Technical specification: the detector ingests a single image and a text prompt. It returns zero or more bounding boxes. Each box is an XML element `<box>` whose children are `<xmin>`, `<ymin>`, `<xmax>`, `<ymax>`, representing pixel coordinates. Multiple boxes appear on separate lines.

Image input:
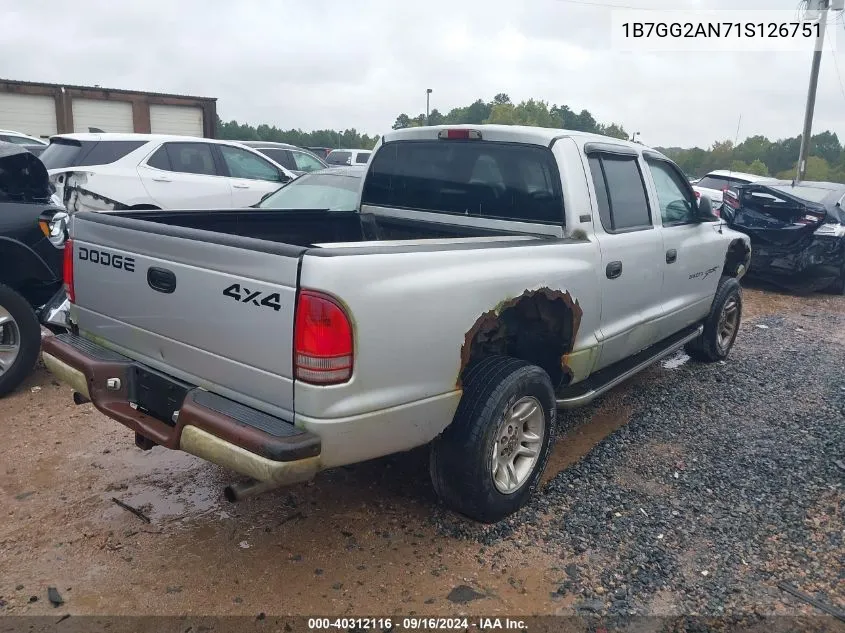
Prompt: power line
<box><xmin>826</xmin><ymin>24</ymin><xmax>845</xmax><ymax>104</ymax></box>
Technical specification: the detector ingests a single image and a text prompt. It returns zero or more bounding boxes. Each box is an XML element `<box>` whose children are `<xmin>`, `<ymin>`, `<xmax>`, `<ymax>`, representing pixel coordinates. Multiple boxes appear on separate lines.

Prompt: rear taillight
<box><xmin>63</xmin><ymin>239</ymin><xmax>75</xmax><ymax>303</ymax></box>
<box><xmin>294</xmin><ymin>290</ymin><xmax>353</xmax><ymax>385</ymax></box>
<box><xmin>723</xmin><ymin>190</ymin><xmax>740</xmax><ymax>210</ymax></box>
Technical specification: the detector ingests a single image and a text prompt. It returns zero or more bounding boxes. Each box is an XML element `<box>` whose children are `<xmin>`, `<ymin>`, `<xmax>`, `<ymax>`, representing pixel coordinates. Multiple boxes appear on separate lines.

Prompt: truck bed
<box><xmin>111</xmin><ymin>208</ymin><xmax>518</xmax><ymax>248</ymax></box>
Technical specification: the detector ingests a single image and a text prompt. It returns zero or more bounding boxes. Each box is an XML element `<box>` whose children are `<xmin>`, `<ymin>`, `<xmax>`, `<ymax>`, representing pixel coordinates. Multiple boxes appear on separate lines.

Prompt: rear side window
<box><xmin>696</xmin><ymin>175</ymin><xmax>732</xmax><ymax>191</ymax></box>
<box><xmin>258</xmin><ymin>148</ymin><xmax>297</xmax><ymax>170</ymax></box>
<box><xmin>326</xmin><ymin>151</ymin><xmax>351</xmax><ymax>165</ymax></box>
<box><xmin>164</xmin><ymin>143</ymin><xmax>217</xmax><ymax>176</ymax></box>
<box><xmin>588</xmin><ymin>154</ymin><xmax>651</xmax><ymax>231</ymax></box>
<box><xmin>40</xmin><ymin>139</ymin><xmax>145</xmax><ymax>169</ymax></box>
<box><xmin>354</xmin><ymin>152</ymin><xmax>371</xmax><ymax>164</ymax></box>
<box><xmin>361</xmin><ymin>140</ymin><xmax>564</xmax><ymax>224</ymax></box>
<box><xmin>147</xmin><ymin>146</ymin><xmax>171</xmax><ymax>170</ymax></box>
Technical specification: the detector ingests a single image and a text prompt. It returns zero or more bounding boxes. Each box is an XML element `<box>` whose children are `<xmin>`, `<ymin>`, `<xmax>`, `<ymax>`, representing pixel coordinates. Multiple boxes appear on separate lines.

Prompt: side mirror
<box><xmin>697</xmin><ymin>194</ymin><xmax>719</xmax><ymax>221</ymax></box>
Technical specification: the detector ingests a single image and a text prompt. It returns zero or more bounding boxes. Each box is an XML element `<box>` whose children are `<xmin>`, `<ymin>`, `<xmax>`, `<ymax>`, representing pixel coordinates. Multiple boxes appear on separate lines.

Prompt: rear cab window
<box><xmin>587</xmin><ymin>153</ymin><xmax>651</xmax><ymax>232</ymax></box>
<box><xmin>354</xmin><ymin>152</ymin><xmax>371</xmax><ymax>164</ymax></box>
<box><xmin>40</xmin><ymin>139</ymin><xmax>146</xmax><ymax>169</ymax></box>
<box><xmin>361</xmin><ymin>140</ymin><xmax>564</xmax><ymax>224</ymax></box>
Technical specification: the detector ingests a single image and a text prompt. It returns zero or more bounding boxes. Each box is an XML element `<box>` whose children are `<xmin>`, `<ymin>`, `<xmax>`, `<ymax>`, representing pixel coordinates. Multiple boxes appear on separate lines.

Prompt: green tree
<box><xmin>392</xmin><ymin>114</ymin><xmax>412</xmax><ymax>130</ymax></box>
<box><xmin>746</xmin><ymin>159</ymin><xmax>769</xmax><ymax>176</ymax></box>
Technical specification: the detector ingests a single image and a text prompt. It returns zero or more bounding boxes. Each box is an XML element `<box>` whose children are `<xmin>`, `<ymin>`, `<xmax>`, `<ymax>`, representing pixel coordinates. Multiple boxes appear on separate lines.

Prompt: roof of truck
<box><xmin>383</xmin><ymin>124</ymin><xmax>647</xmax><ymax>151</ymax></box>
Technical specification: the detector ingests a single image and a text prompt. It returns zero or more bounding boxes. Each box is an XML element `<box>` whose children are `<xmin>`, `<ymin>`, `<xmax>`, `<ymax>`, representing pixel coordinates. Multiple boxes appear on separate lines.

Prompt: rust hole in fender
<box><xmin>459</xmin><ymin>288</ymin><xmax>583</xmax><ymax>390</ymax></box>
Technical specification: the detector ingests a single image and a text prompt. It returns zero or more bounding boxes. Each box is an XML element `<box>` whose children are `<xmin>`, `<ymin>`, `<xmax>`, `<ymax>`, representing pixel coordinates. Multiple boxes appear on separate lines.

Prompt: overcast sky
<box><xmin>2</xmin><ymin>0</ymin><xmax>844</xmax><ymax>148</ymax></box>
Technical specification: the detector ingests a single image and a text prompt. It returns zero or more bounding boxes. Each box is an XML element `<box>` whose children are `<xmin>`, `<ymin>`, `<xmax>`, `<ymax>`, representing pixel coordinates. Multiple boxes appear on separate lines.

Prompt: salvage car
<box><xmin>41</xmin><ymin>133</ymin><xmax>298</xmax><ymax>212</ymax></box>
<box><xmin>238</xmin><ymin>141</ymin><xmax>328</xmax><ymax>176</ymax></box>
<box><xmin>0</xmin><ymin>145</ymin><xmax>68</xmax><ymax>396</ymax></box>
<box><xmin>0</xmin><ymin>129</ymin><xmax>49</xmax><ymax>157</ymax></box>
<box><xmin>256</xmin><ymin>166</ymin><xmax>364</xmax><ymax>211</ymax></box>
<box><xmin>42</xmin><ymin>125</ymin><xmax>751</xmax><ymax>522</ymax></box>
<box><xmin>693</xmin><ymin>170</ymin><xmax>775</xmax><ymax>213</ymax></box>
<box><xmin>722</xmin><ymin>180</ymin><xmax>845</xmax><ymax>293</ymax></box>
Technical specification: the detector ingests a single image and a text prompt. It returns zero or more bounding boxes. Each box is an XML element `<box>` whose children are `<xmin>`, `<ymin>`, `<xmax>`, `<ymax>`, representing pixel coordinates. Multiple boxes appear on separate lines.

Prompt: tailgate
<box><xmin>69</xmin><ymin>212</ymin><xmax>304</xmax><ymax>419</ymax></box>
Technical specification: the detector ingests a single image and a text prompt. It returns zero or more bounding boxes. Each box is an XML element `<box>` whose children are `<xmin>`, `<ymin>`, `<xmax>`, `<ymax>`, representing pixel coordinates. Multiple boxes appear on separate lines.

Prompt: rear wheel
<box><xmin>685</xmin><ymin>276</ymin><xmax>743</xmax><ymax>362</ymax></box>
<box><xmin>0</xmin><ymin>285</ymin><xmax>41</xmax><ymax>397</ymax></box>
<box><xmin>429</xmin><ymin>356</ymin><xmax>556</xmax><ymax>523</ymax></box>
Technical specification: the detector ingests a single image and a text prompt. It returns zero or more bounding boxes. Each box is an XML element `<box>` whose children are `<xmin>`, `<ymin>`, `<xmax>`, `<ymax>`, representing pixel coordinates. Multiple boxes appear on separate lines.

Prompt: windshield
<box><xmin>258</xmin><ymin>172</ymin><xmax>361</xmax><ymax>210</ymax></box>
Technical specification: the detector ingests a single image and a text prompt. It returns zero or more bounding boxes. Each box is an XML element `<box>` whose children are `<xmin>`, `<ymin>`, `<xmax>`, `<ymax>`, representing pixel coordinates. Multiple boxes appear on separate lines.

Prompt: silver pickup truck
<box><xmin>42</xmin><ymin>125</ymin><xmax>751</xmax><ymax>522</ymax></box>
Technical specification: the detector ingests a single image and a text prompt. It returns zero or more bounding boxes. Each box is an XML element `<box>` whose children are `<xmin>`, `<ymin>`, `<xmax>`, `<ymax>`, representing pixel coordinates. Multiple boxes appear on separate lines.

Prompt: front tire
<box><xmin>0</xmin><ymin>285</ymin><xmax>41</xmax><ymax>397</ymax></box>
<box><xmin>430</xmin><ymin>356</ymin><xmax>556</xmax><ymax>523</ymax></box>
<box><xmin>685</xmin><ymin>276</ymin><xmax>743</xmax><ymax>362</ymax></box>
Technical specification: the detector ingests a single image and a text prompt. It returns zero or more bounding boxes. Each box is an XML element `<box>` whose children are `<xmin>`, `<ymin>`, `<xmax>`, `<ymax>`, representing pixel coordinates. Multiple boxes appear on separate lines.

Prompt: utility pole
<box><xmin>795</xmin><ymin>0</ymin><xmax>829</xmax><ymax>183</ymax></box>
<box><xmin>426</xmin><ymin>88</ymin><xmax>433</xmax><ymax>125</ymax></box>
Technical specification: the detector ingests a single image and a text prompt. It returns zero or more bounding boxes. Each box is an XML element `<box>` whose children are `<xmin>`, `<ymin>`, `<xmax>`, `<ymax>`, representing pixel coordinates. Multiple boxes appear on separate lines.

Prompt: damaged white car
<box><xmin>42</xmin><ymin>133</ymin><xmax>298</xmax><ymax>212</ymax></box>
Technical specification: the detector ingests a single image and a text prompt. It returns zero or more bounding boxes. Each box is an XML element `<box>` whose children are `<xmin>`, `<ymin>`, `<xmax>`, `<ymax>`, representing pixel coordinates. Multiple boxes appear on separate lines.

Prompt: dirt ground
<box><xmin>0</xmin><ymin>284</ymin><xmax>842</xmax><ymax>619</ymax></box>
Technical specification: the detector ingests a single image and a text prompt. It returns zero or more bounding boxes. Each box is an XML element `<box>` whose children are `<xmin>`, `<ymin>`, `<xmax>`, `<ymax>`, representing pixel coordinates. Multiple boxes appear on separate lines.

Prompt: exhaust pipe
<box><xmin>224</xmin><ymin>478</ymin><xmax>283</xmax><ymax>503</ymax></box>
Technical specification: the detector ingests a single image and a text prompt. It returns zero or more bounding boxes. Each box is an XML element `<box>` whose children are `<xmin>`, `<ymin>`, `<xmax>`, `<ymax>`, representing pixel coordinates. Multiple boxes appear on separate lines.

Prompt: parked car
<box><xmin>256</xmin><ymin>166</ymin><xmax>364</xmax><ymax>211</ymax></box>
<box><xmin>693</xmin><ymin>170</ymin><xmax>776</xmax><ymax>214</ymax></box>
<box><xmin>41</xmin><ymin>133</ymin><xmax>298</xmax><ymax>213</ymax></box>
<box><xmin>0</xmin><ymin>129</ymin><xmax>49</xmax><ymax>157</ymax></box>
<box><xmin>237</xmin><ymin>141</ymin><xmax>327</xmax><ymax>176</ymax></box>
<box><xmin>325</xmin><ymin>149</ymin><xmax>372</xmax><ymax>166</ymax></box>
<box><xmin>43</xmin><ymin>124</ymin><xmax>751</xmax><ymax>522</ymax></box>
<box><xmin>722</xmin><ymin>180</ymin><xmax>845</xmax><ymax>294</ymax></box>
<box><xmin>0</xmin><ymin>145</ymin><xmax>69</xmax><ymax>396</ymax></box>
<box><xmin>305</xmin><ymin>147</ymin><xmax>333</xmax><ymax>160</ymax></box>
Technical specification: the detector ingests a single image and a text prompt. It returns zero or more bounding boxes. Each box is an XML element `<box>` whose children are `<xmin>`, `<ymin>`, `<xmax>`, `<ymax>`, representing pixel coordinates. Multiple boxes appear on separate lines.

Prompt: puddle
<box><xmin>543</xmin><ymin>403</ymin><xmax>632</xmax><ymax>485</ymax></box>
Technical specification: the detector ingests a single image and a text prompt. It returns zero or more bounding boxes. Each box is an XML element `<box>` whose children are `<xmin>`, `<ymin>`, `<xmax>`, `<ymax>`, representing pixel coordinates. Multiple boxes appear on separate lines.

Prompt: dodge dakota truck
<box><xmin>42</xmin><ymin>125</ymin><xmax>752</xmax><ymax>522</ymax></box>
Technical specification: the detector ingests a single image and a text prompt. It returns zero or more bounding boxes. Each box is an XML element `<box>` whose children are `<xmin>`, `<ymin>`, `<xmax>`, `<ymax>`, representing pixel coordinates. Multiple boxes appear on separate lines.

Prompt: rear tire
<box><xmin>685</xmin><ymin>276</ymin><xmax>743</xmax><ymax>362</ymax></box>
<box><xmin>0</xmin><ymin>285</ymin><xmax>41</xmax><ymax>398</ymax></box>
<box><xmin>430</xmin><ymin>356</ymin><xmax>556</xmax><ymax>523</ymax></box>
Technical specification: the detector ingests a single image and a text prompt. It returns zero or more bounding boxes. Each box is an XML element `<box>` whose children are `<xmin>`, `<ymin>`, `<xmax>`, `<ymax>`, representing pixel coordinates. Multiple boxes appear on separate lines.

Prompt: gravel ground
<box><xmin>433</xmin><ymin>288</ymin><xmax>845</xmax><ymax>619</ymax></box>
<box><xmin>0</xmin><ymin>286</ymin><xmax>842</xmax><ymax>622</ymax></box>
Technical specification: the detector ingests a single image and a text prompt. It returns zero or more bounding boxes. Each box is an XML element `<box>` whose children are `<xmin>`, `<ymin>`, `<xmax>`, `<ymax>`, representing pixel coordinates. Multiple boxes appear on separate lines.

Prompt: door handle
<box><xmin>606</xmin><ymin>261</ymin><xmax>623</xmax><ymax>279</ymax></box>
<box><xmin>666</xmin><ymin>249</ymin><xmax>678</xmax><ymax>264</ymax></box>
<box><xmin>232</xmin><ymin>183</ymin><xmax>250</xmax><ymax>189</ymax></box>
<box><xmin>151</xmin><ymin>176</ymin><xmax>171</xmax><ymax>182</ymax></box>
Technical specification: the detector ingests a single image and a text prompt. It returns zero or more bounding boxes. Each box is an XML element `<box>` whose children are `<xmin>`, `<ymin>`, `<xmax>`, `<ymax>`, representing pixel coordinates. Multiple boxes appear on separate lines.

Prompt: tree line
<box><xmin>657</xmin><ymin>131</ymin><xmax>845</xmax><ymax>183</ymax></box>
<box><xmin>216</xmin><ymin>117</ymin><xmax>380</xmax><ymax>150</ymax></box>
<box><xmin>217</xmin><ymin>98</ymin><xmax>845</xmax><ymax>183</ymax></box>
<box><xmin>392</xmin><ymin>93</ymin><xmax>629</xmax><ymax>140</ymax></box>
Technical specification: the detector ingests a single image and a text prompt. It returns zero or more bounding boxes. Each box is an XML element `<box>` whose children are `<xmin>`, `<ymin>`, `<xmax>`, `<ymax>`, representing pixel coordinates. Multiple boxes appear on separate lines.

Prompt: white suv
<box><xmin>41</xmin><ymin>133</ymin><xmax>298</xmax><ymax>212</ymax></box>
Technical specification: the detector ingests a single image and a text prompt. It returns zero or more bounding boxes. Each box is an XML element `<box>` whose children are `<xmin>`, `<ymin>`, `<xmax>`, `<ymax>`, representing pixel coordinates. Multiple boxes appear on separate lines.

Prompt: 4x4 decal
<box><xmin>222</xmin><ymin>283</ymin><xmax>282</xmax><ymax>311</ymax></box>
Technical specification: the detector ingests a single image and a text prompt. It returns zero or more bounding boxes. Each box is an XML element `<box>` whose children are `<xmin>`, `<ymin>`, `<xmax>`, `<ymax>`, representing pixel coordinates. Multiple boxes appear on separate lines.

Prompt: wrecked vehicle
<box><xmin>722</xmin><ymin>181</ymin><xmax>845</xmax><ymax>294</ymax></box>
<box><xmin>0</xmin><ymin>145</ymin><xmax>68</xmax><ymax>396</ymax></box>
<box><xmin>42</xmin><ymin>125</ymin><xmax>751</xmax><ymax>522</ymax></box>
<box><xmin>41</xmin><ymin>133</ymin><xmax>298</xmax><ymax>213</ymax></box>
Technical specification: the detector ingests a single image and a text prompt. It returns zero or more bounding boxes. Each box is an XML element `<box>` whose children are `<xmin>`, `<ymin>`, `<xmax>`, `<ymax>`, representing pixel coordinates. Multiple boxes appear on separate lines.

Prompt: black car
<box><xmin>722</xmin><ymin>180</ymin><xmax>845</xmax><ymax>294</ymax></box>
<box><xmin>0</xmin><ymin>145</ymin><xmax>68</xmax><ymax>396</ymax></box>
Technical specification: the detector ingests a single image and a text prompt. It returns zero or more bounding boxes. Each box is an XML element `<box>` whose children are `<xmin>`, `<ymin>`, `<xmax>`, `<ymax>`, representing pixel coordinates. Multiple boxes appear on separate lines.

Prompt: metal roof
<box><xmin>0</xmin><ymin>78</ymin><xmax>216</xmax><ymax>102</ymax></box>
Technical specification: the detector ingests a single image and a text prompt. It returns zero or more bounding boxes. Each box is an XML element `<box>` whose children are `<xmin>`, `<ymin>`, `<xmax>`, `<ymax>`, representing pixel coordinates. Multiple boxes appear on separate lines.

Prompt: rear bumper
<box><xmin>41</xmin><ymin>333</ymin><xmax>321</xmax><ymax>485</ymax></box>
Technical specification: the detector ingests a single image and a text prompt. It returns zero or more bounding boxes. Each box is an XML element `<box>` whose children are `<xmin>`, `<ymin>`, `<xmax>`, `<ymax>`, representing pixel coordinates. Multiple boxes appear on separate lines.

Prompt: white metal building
<box><xmin>0</xmin><ymin>79</ymin><xmax>217</xmax><ymax>140</ymax></box>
